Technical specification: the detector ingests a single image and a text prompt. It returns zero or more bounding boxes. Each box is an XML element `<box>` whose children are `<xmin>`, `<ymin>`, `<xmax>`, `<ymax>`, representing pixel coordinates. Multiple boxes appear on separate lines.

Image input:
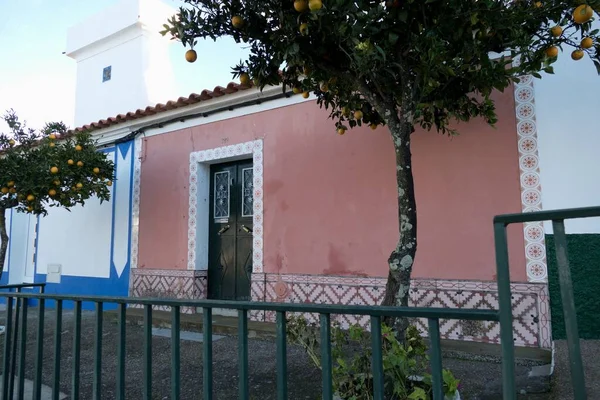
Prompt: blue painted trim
<box><xmin>6</xmin><ymin>208</ymin><xmax>13</xmax><ymax>275</ymax></box>
<box><xmin>127</xmin><ymin>140</ymin><xmax>135</xmax><ymax>270</ymax></box>
<box><xmin>109</xmin><ymin>146</ymin><xmax>119</xmax><ymax>274</ymax></box>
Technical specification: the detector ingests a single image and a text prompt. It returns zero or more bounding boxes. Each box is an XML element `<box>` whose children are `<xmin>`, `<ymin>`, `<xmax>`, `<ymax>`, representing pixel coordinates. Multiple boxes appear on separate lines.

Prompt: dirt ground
<box><xmin>0</xmin><ymin>308</ymin><xmax>597</xmax><ymax>399</ymax></box>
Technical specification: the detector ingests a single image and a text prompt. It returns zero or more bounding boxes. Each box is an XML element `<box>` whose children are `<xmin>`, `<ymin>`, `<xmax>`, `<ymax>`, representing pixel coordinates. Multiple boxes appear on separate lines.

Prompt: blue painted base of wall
<box><xmin>34</xmin><ymin>263</ymin><xmax>130</xmax><ymax>311</ymax></box>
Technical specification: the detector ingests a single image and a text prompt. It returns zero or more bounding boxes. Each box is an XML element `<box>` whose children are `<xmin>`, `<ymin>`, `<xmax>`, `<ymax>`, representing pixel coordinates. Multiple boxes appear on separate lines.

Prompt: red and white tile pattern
<box><xmin>513</xmin><ymin>75</ymin><xmax>548</xmax><ymax>282</ymax></box>
<box><xmin>256</xmin><ymin>273</ymin><xmax>551</xmax><ymax>348</ymax></box>
<box><xmin>130</xmin><ymin>268</ymin><xmax>207</xmax><ymax>313</ymax></box>
<box><xmin>130</xmin><ymin>136</ymin><xmax>143</xmax><ymax>271</ymax></box>
<box><xmin>188</xmin><ymin>140</ymin><xmax>264</xmax><ymax>272</ymax></box>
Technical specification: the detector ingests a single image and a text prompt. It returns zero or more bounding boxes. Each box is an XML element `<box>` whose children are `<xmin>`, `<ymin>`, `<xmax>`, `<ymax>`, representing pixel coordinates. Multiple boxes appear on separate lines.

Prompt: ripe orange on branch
<box><xmin>239</xmin><ymin>73</ymin><xmax>251</xmax><ymax>85</ymax></box>
<box><xmin>573</xmin><ymin>5</ymin><xmax>593</xmax><ymax>24</ymax></box>
<box><xmin>309</xmin><ymin>0</ymin><xmax>323</xmax><ymax>11</ymax></box>
<box><xmin>545</xmin><ymin>46</ymin><xmax>559</xmax><ymax>58</ymax></box>
<box><xmin>581</xmin><ymin>37</ymin><xmax>593</xmax><ymax>49</ymax></box>
<box><xmin>232</xmin><ymin>16</ymin><xmax>244</xmax><ymax>28</ymax></box>
<box><xmin>571</xmin><ymin>49</ymin><xmax>584</xmax><ymax>60</ymax></box>
<box><xmin>185</xmin><ymin>49</ymin><xmax>197</xmax><ymax>63</ymax></box>
<box><xmin>550</xmin><ymin>26</ymin><xmax>563</xmax><ymax>37</ymax></box>
<box><xmin>294</xmin><ymin>0</ymin><xmax>308</xmax><ymax>12</ymax></box>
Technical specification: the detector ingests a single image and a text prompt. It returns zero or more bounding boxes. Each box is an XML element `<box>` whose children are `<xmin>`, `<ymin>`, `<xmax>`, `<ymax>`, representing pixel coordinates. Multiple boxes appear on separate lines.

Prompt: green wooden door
<box><xmin>208</xmin><ymin>160</ymin><xmax>254</xmax><ymax>300</ymax></box>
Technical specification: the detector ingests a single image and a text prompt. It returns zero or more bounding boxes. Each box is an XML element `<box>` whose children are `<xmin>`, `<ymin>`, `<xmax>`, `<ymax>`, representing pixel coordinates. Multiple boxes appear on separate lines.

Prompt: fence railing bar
<box><xmin>8</xmin><ymin>291</ymin><xmax>21</xmax><ymax>400</ymax></box>
<box><xmin>1</xmin><ymin>296</ymin><xmax>13</xmax><ymax>400</ymax></box>
<box><xmin>72</xmin><ymin>301</ymin><xmax>82</xmax><ymax>400</ymax></box>
<box><xmin>238</xmin><ymin>309</ymin><xmax>249</xmax><ymax>400</ymax></box>
<box><xmin>370</xmin><ymin>316</ymin><xmax>384</xmax><ymax>400</ymax></box>
<box><xmin>117</xmin><ymin>303</ymin><xmax>127</xmax><ymax>400</ymax></box>
<box><xmin>552</xmin><ymin>220</ymin><xmax>587</xmax><ymax>400</ymax></box>
<box><xmin>93</xmin><ymin>302</ymin><xmax>103</xmax><ymax>400</ymax></box>
<box><xmin>493</xmin><ymin>206</ymin><xmax>600</xmax><ymax>224</ymax></box>
<box><xmin>203</xmin><ymin>307</ymin><xmax>213</xmax><ymax>400</ymax></box>
<box><xmin>0</xmin><ymin>293</ymin><xmax>501</xmax><ymax>320</ymax></box>
<box><xmin>143</xmin><ymin>305</ymin><xmax>152</xmax><ymax>400</ymax></box>
<box><xmin>52</xmin><ymin>300</ymin><xmax>63</xmax><ymax>400</ymax></box>
<box><xmin>171</xmin><ymin>305</ymin><xmax>181</xmax><ymax>400</ymax></box>
<box><xmin>17</xmin><ymin>298</ymin><xmax>28</xmax><ymax>400</ymax></box>
<box><xmin>494</xmin><ymin>222</ymin><xmax>517</xmax><ymax>400</ymax></box>
<box><xmin>276</xmin><ymin>311</ymin><xmax>288</xmax><ymax>400</ymax></box>
<box><xmin>428</xmin><ymin>318</ymin><xmax>444</xmax><ymax>400</ymax></box>
<box><xmin>33</xmin><ymin>298</ymin><xmax>45</xmax><ymax>400</ymax></box>
<box><xmin>320</xmin><ymin>314</ymin><xmax>333</xmax><ymax>400</ymax></box>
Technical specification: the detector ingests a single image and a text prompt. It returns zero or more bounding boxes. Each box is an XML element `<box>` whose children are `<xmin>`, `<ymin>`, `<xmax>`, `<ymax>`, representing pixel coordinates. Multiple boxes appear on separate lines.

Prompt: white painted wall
<box><xmin>535</xmin><ymin>31</ymin><xmax>600</xmax><ymax>234</ymax></box>
<box><xmin>66</xmin><ymin>0</ymin><xmax>177</xmax><ymax>127</ymax></box>
<box><xmin>7</xmin><ymin>210</ymin><xmax>35</xmax><ymax>284</ymax></box>
<box><xmin>2</xmin><ymin>209</ymin><xmax>11</xmax><ymax>276</ymax></box>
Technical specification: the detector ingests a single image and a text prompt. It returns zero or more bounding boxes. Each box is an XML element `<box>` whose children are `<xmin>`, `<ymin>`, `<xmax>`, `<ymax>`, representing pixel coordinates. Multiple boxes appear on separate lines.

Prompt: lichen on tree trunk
<box><xmin>0</xmin><ymin>207</ymin><xmax>8</xmax><ymax>281</ymax></box>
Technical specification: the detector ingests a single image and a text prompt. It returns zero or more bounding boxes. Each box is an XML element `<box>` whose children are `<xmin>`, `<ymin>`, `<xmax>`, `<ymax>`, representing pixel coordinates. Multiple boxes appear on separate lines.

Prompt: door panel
<box><xmin>208</xmin><ymin>160</ymin><xmax>253</xmax><ymax>300</ymax></box>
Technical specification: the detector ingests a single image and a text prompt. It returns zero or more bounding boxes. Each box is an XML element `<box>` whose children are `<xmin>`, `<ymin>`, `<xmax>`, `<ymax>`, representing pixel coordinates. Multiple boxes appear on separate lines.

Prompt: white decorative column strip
<box><xmin>513</xmin><ymin>75</ymin><xmax>548</xmax><ymax>282</ymax></box>
<box><xmin>130</xmin><ymin>136</ymin><xmax>143</xmax><ymax>270</ymax></box>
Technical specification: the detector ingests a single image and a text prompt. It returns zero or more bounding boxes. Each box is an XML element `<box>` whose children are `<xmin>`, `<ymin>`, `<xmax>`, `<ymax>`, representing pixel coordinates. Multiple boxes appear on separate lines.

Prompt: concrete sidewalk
<box><xmin>0</xmin><ymin>376</ymin><xmax>67</xmax><ymax>400</ymax></box>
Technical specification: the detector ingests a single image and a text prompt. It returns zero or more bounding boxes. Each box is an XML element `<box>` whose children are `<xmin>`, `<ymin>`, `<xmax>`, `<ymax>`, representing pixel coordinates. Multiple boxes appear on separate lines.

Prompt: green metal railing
<box><xmin>0</xmin><ymin>205</ymin><xmax>595</xmax><ymax>399</ymax></box>
<box><xmin>494</xmin><ymin>205</ymin><xmax>600</xmax><ymax>400</ymax></box>
<box><xmin>0</xmin><ymin>293</ymin><xmax>503</xmax><ymax>400</ymax></box>
<box><xmin>0</xmin><ymin>283</ymin><xmax>46</xmax><ymax>400</ymax></box>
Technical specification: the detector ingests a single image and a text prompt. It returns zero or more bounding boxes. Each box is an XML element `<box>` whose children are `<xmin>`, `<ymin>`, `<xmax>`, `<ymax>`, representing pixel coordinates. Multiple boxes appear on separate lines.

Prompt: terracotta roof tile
<box><xmin>73</xmin><ymin>81</ymin><xmax>253</xmax><ymax>133</ymax></box>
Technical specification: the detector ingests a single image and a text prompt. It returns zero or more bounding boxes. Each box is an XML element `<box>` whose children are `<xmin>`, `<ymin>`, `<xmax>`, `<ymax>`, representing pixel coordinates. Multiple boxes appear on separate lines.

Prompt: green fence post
<box><xmin>320</xmin><ymin>314</ymin><xmax>333</xmax><ymax>400</ymax></box>
<box><xmin>17</xmin><ymin>298</ymin><xmax>28</xmax><ymax>400</ymax></box>
<box><xmin>171</xmin><ymin>305</ymin><xmax>181</xmax><ymax>400</ymax></box>
<box><xmin>33</xmin><ymin>298</ymin><xmax>45</xmax><ymax>400</ymax></box>
<box><xmin>203</xmin><ymin>307</ymin><xmax>213</xmax><ymax>400</ymax></box>
<box><xmin>143</xmin><ymin>305</ymin><xmax>153</xmax><ymax>400</ymax></box>
<box><xmin>552</xmin><ymin>220</ymin><xmax>586</xmax><ymax>399</ymax></box>
<box><xmin>370</xmin><ymin>316</ymin><xmax>384</xmax><ymax>400</ymax></box>
<box><xmin>276</xmin><ymin>311</ymin><xmax>288</xmax><ymax>400</ymax></box>
<box><xmin>72</xmin><ymin>301</ymin><xmax>82</xmax><ymax>400</ymax></box>
<box><xmin>428</xmin><ymin>318</ymin><xmax>444</xmax><ymax>400</ymax></box>
<box><xmin>238</xmin><ymin>309</ymin><xmax>249</xmax><ymax>400</ymax></box>
<box><xmin>93</xmin><ymin>302</ymin><xmax>103</xmax><ymax>400</ymax></box>
<box><xmin>52</xmin><ymin>300</ymin><xmax>63</xmax><ymax>400</ymax></box>
<box><xmin>117</xmin><ymin>303</ymin><xmax>127</xmax><ymax>400</ymax></box>
<box><xmin>494</xmin><ymin>221</ymin><xmax>516</xmax><ymax>400</ymax></box>
<box><xmin>2</xmin><ymin>296</ymin><xmax>14</xmax><ymax>400</ymax></box>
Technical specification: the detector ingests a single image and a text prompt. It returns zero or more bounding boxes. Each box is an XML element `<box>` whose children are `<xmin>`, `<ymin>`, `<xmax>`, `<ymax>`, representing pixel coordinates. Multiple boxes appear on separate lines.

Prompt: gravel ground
<box><xmin>1</xmin><ymin>308</ymin><xmax>596</xmax><ymax>399</ymax></box>
<box><xmin>545</xmin><ymin>340</ymin><xmax>600</xmax><ymax>400</ymax></box>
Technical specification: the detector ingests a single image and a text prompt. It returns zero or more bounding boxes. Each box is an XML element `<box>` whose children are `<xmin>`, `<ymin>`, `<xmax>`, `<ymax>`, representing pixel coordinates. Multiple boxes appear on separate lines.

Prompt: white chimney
<box><xmin>65</xmin><ymin>0</ymin><xmax>178</xmax><ymax>127</ymax></box>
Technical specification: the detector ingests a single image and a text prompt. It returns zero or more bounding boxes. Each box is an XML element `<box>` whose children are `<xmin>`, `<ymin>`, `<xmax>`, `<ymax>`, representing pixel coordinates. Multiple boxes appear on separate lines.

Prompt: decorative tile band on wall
<box><xmin>513</xmin><ymin>75</ymin><xmax>548</xmax><ymax>282</ymax></box>
<box><xmin>129</xmin><ymin>268</ymin><xmax>207</xmax><ymax>313</ymax></box>
<box><xmin>130</xmin><ymin>135</ymin><xmax>143</xmax><ymax>270</ymax></box>
<box><xmin>253</xmin><ymin>273</ymin><xmax>551</xmax><ymax>348</ymax></box>
<box><xmin>188</xmin><ymin>140</ymin><xmax>264</xmax><ymax>272</ymax></box>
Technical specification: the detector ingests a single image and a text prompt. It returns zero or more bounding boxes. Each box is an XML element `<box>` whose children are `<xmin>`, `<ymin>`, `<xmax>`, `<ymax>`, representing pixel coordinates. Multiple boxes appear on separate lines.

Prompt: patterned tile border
<box><xmin>513</xmin><ymin>75</ymin><xmax>548</xmax><ymax>282</ymax></box>
<box><xmin>188</xmin><ymin>140</ymin><xmax>264</xmax><ymax>272</ymax></box>
<box><xmin>130</xmin><ymin>268</ymin><xmax>207</xmax><ymax>313</ymax></box>
<box><xmin>130</xmin><ymin>135</ymin><xmax>143</xmax><ymax>271</ymax></box>
<box><xmin>255</xmin><ymin>273</ymin><xmax>551</xmax><ymax>348</ymax></box>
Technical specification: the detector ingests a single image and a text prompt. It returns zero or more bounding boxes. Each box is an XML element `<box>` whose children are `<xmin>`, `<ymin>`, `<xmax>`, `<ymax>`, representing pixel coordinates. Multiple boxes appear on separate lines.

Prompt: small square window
<box><xmin>103</xmin><ymin>66</ymin><xmax>112</xmax><ymax>82</ymax></box>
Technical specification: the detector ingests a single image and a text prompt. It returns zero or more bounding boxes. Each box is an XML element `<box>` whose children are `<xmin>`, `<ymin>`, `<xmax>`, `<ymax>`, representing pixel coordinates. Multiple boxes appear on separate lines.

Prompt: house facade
<box><xmin>3</xmin><ymin>0</ymin><xmax>599</xmax><ymax>348</ymax></box>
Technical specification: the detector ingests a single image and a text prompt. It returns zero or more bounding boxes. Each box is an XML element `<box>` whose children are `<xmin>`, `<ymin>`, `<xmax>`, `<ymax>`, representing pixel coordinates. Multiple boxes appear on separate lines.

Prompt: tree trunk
<box><xmin>380</xmin><ymin>113</ymin><xmax>418</xmax><ymax>334</ymax></box>
<box><xmin>0</xmin><ymin>207</ymin><xmax>8</xmax><ymax>281</ymax></box>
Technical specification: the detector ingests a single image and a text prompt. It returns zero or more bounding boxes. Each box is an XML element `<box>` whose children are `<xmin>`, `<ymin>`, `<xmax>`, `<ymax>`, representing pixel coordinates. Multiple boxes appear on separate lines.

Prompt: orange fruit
<box><xmin>239</xmin><ymin>73</ymin><xmax>250</xmax><ymax>85</ymax></box>
<box><xmin>50</xmin><ymin>166</ymin><xmax>59</xmax><ymax>174</ymax></box>
<box><xmin>49</xmin><ymin>133</ymin><xmax>57</xmax><ymax>140</ymax></box>
<box><xmin>292</xmin><ymin>86</ymin><xmax>302</xmax><ymax>94</ymax></box>
<box><xmin>93</xmin><ymin>167</ymin><xmax>100</xmax><ymax>174</ymax></box>
<box><xmin>545</xmin><ymin>46</ymin><xmax>559</xmax><ymax>58</ymax></box>
<box><xmin>53</xmin><ymin>180</ymin><xmax>60</xmax><ymax>186</ymax></box>
<box><xmin>342</xmin><ymin>107</ymin><xmax>350</xmax><ymax>117</ymax></box>
<box><xmin>309</xmin><ymin>0</ymin><xmax>323</xmax><ymax>11</ymax></box>
<box><xmin>27</xmin><ymin>194</ymin><xmax>35</xmax><ymax>202</ymax></box>
<box><xmin>337</xmin><ymin>128</ymin><xmax>346</xmax><ymax>135</ymax></box>
<box><xmin>107</xmin><ymin>181</ymin><xmax>113</xmax><ymax>187</ymax></box>
<box><xmin>299</xmin><ymin>23</ymin><xmax>309</xmax><ymax>35</ymax></box>
<box><xmin>185</xmin><ymin>49</ymin><xmax>197</xmax><ymax>63</ymax></box>
<box><xmin>27</xmin><ymin>206</ymin><xmax>33</xmax><ymax>212</ymax></box>
<box><xmin>232</xmin><ymin>16</ymin><xmax>244</xmax><ymax>28</ymax></box>
<box><xmin>320</xmin><ymin>82</ymin><xmax>329</xmax><ymax>92</ymax></box>
<box><xmin>571</xmin><ymin>49</ymin><xmax>584</xmax><ymax>60</ymax></box>
<box><xmin>294</xmin><ymin>0</ymin><xmax>308</xmax><ymax>12</ymax></box>
<box><xmin>49</xmin><ymin>189</ymin><xmax>57</xmax><ymax>196</ymax></box>
<box><xmin>7</xmin><ymin>181</ymin><xmax>14</xmax><ymax>187</ymax></box>
<box><xmin>68</xmin><ymin>159</ymin><xmax>74</xmax><ymax>165</ymax></box>
<box><xmin>302</xmin><ymin>91</ymin><xmax>310</xmax><ymax>99</ymax></box>
<box><xmin>354</xmin><ymin>110</ymin><xmax>363</xmax><ymax>120</ymax></box>
<box><xmin>550</xmin><ymin>26</ymin><xmax>563</xmax><ymax>37</ymax></box>
<box><xmin>76</xmin><ymin>183</ymin><xmax>83</xmax><ymax>189</ymax></box>
<box><xmin>534</xmin><ymin>1</ymin><xmax>542</xmax><ymax>7</ymax></box>
<box><xmin>75</xmin><ymin>145</ymin><xmax>82</xmax><ymax>151</ymax></box>
<box><xmin>9</xmin><ymin>188</ymin><xmax>16</xmax><ymax>194</ymax></box>
<box><xmin>1</xmin><ymin>187</ymin><xmax>8</xmax><ymax>194</ymax></box>
<box><xmin>370</xmin><ymin>123</ymin><xmax>378</xmax><ymax>130</ymax></box>
<box><xmin>8</xmin><ymin>139</ymin><xmax>15</xmax><ymax>146</ymax></box>
<box><xmin>77</xmin><ymin>161</ymin><xmax>84</xmax><ymax>167</ymax></box>
<box><xmin>581</xmin><ymin>37</ymin><xmax>593</xmax><ymax>49</ymax></box>
<box><xmin>573</xmin><ymin>5</ymin><xmax>593</xmax><ymax>24</ymax></box>
<box><xmin>49</xmin><ymin>142</ymin><xmax>55</xmax><ymax>148</ymax></box>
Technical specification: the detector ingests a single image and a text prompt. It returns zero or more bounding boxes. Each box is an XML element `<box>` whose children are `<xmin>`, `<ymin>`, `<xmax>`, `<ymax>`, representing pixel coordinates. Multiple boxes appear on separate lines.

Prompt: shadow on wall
<box><xmin>546</xmin><ymin>233</ymin><xmax>600</xmax><ymax>339</ymax></box>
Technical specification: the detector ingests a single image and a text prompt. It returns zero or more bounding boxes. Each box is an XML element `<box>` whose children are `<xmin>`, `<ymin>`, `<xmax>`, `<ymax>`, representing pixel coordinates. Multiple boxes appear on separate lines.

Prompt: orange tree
<box><xmin>162</xmin><ymin>0</ymin><xmax>600</xmax><ymax>328</ymax></box>
<box><xmin>0</xmin><ymin>110</ymin><xmax>115</xmax><ymax>279</ymax></box>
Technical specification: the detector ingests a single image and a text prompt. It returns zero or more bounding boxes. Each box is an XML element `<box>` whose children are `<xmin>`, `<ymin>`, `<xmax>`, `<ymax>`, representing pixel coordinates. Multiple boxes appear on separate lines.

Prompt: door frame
<box><xmin>187</xmin><ymin>139</ymin><xmax>264</xmax><ymax>280</ymax></box>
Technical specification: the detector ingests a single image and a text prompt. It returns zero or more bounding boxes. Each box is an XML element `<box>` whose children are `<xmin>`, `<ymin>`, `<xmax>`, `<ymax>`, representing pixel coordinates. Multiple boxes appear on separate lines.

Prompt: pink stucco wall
<box><xmin>137</xmin><ymin>88</ymin><xmax>527</xmax><ymax>282</ymax></box>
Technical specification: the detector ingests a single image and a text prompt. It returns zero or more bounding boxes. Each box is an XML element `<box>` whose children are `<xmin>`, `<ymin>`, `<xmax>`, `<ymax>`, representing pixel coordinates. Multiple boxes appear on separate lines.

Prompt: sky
<box><xmin>0</xmin><ymin>0</ymin><xmax>250</xmax><ymax>129</ymax></box>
